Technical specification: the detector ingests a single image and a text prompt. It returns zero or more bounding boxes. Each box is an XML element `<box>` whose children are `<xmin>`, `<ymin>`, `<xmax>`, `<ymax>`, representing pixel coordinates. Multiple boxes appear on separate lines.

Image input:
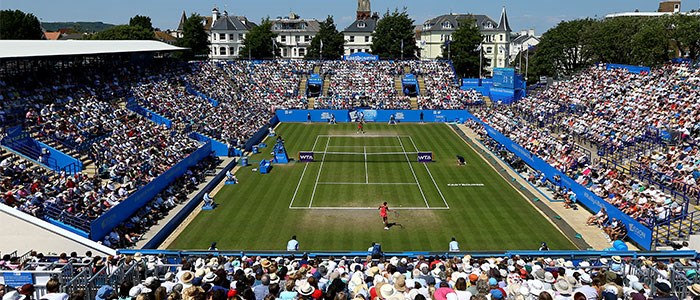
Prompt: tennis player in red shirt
<box><xmin>379</xmin><ymin>202</ymin><xmax>390</xmax><ymax>230</ymax></box>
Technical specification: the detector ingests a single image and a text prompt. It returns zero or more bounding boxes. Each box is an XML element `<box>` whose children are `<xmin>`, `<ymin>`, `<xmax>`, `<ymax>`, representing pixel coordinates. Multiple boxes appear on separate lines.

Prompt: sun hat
<box><xmin>129</xmin><ymin>286</ymin><xmax>142</xmax><ymax>298</ymax></box>
<box><xmin>394</xmin><ymin>275</ymin><xmax>407</xmax><ymax>292</ymax></box>
<box><xmin>611</xmin><ymin>256</ymin><xmax>622</xmax><ymax>264</ymax></box>
<box><xmin>529</xmin><ymin>280</ymin><xmax>544</xmax><ymax>296</ymax></box>
<box><xmin>203</xmin><ymin>272</ymin><xmax>217</xmax><ymax>283</ymax></box>
<box><xmin>554</xmin><ymin>279</ymin><xmax>572</xmax><ymax>294</ymax></box>
<box><xmin>655</xmin><ymin>282</ymin><xmax>672</xmax><ymax>294</ymax></box>
<box><xmin>544</xmin><ymin>272</ymin><xmax>555</xmax><ymax>284</ymax></box>
<box><xmin>579</xmin><ymin>274</ymin><xmax>592</xmax><ymax>284</ymax></box>
<box><xmin>181</xmin><ymin>271</ymin><xmax>194</xmax><ymax>284</ymax></box>
<box><xmin>688</xmin><ymin>284</ymin><xmax>700</xmax><ymax>296</ymax></box>
<box><xmin>269</xmin><ymin>273</ymin><xmax>280</xmax><ymax>284</ymax></box>
<box><xmin>380</xmin><ymin>283</ymin><xmax>398</xmax><ymax>298</ymax></box>
<box><xmin>297</xmin><ymin>282</ymin><xmax>315</xmax><ymax>296</ymax></box>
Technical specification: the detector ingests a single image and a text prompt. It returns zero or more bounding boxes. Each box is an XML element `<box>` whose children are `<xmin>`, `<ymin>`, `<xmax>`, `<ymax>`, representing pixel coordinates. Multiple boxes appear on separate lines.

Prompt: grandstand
<box><xmin>2</xmin><ymin>38</ymin><xmax>700</xmax><ymax>300</ymax></box>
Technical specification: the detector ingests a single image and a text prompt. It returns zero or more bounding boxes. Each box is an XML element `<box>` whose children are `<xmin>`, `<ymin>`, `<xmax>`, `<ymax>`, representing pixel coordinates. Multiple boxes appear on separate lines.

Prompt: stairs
<box><xmin>483</xmin><ymin>96</ymin><xmax>493</xmax><ymax>106</ymax></box>
<box><xmin>417</xmin><ymin>76</ymin><xmax>426</xmax><ymax>97</ymax></box>
<box><xmin>654</xmin><ymin>215</ymin><xmax>700</xmax><ymax>248</ymax></box>
<box><xmin>394</xmin><ymin>76</ymin><xmax>403</xmax><ymax>95</ymax></box>
<box><xmin>322</xmin><ymin>75</ymin><xmax>330</xmax><ymax>96</ymax></box>
<box><xmin>33</xmin><ymin>135</ymin><xmax>97</xmax><ymax>176</ymax></box>
<box><xmin>308</xmin><ymin>98</ymin><xmax>315</xmax><ymax>109</ymax></box>
<box><xmin>299</xmin><ymin>75</ymin><xmax>308</xmax><ymax>98</ymax></box>
<box><xmin>313</xmin><ymin>65</ymin><xmax>321</xmax><ymax>74</ymax></box>
<box><xmin>410</xmin><ymin>98</ymin><xmax>418</xmax><ymax>110</ymax></box>
<box><xmin>403</xmin><ymin>66</ymin><xmax>411</xmax><ymax>74</ymax></box>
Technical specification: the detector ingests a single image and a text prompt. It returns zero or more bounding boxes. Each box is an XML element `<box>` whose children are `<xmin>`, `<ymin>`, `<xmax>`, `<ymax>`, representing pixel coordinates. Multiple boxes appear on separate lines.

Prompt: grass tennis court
<box><xmin>168</xmin><ymin>123</ymin><xmax>577</xmax><ymax>251</ymax></box>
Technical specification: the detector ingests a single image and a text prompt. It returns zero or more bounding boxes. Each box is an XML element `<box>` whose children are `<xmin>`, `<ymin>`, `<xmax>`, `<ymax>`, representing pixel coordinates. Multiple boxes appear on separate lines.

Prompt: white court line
<box><xmin>364</xmin><ymin>146</ymin><xmax>368</xmax><ymax>183</ymax></box>
<box><xmin>409</xmin><ymin>136</ymin><xmax>450</xmax><ymax>209</ymax></box>
<box><xmin>289</xmin><ymin>206</ymin><xmax>450</xmax><ymax>210</ymax></box>
<box><xmin>397</xmin><ymin>136</ymin><xmax>430</xmax><ymax>208</ymax></box>
<box><xmin>308</xmin><ymin>137</ymin><xmax>331</xmax><ymax>208</ymax></box>
<box><xmin>317</xmin><ymin>182</ymin><xmax>418</xmax><ymax>185</ymax></box>
<box><xmin>289</xmin><ymin>135</ymin><xmax>320</xmax><ymax>208</ymax></box>
<box><xmin>317</xmin><ymin>135</ymin><xmax>410</xmax><ymax>138</ymax></box>
<box><xmin>326</xmin><ymin>145</ymin><xmax>403</xmax><ymax>148</ymax></box>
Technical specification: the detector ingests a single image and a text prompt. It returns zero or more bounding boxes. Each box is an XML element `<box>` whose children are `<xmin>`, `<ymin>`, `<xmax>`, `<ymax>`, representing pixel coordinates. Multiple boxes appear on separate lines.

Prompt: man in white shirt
<box><xmin>449</xmin><ymin>237</ymin><xmax>460</xmax><ymax>252</ymax></box>
<box><xmin>287</xmin><ymin>235</ymin><xmax>299</xmax><ymax>251</ymax></box>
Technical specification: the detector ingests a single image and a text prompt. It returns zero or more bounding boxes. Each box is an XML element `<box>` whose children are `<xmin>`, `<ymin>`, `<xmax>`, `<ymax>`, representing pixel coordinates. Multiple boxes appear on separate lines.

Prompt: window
<box><xmin>219</xmin><ymin>33</ymin><xmax>225</xmax><ymax>40</ymax></box>
<box><xmin>295</xmin><ymin>36</ymin><xmax>300</xmax><ymax>43</ymax></box>
<box><xmin>220</xmin><ymin>47</ymin><xmax>227</xmax><ymax>55</ymax></box>
<box><xmin>239</xmin><ymin>33</ymin><xmax>244</xmax><ymax>41</ymax></box>
<box><xmin>365</xmin><ymin>36</ymin><xmax>370</xmax><ymax>43</ymax></box>
<box><xmin>299</xmin><ymin>48</ymin><xmax>305</xmax><ymax>56</ymax></box>
<box><xmin>486</xmin><ymin>47</ymin><xmax>493</xmax><ymax>54</ymax></box>
<box><xmin>358</xmin><ymin>21</ymin><xmax>366</xmax><ymax>28</ymax></box>
<box><xmin>212</xmin><ymin>33</ymin><xmax>217</xmax><ymax>41</ymax></box>
<box><xmin>349</xmin><ymin>36</ymin><xmax>355</xmax><ymax>42</ymax></box>
<box><xmin>230</xmin><ymin>47</ymin><xmax>235</xmax><ymax>56</ymax></box>
<box><xmin>500</xmin><ymin>35</ymin><xmax>503</xmax><ymax>41</ymax></box>
<box><xmin>442</xmin><ymin>22</ymin><xmax>452</xmax><ymax>29</ymax></box>
<box><xmin>229</xmin><ymin>34</ymin><xmax>235</xmax><ymax>40</ymax></box>
<box><xmin>305</xmin><ymin>35</ymin><xmax>311</xmax><ymax>42</ymax></box>
<box><xmin>281</xmin><ymin>35</ymin><xmax>286</xmax><ymax>42</ymax></box>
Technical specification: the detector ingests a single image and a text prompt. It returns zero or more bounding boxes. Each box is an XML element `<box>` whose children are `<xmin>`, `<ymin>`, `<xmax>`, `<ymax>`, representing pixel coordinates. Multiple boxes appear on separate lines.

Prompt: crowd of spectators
<box><xmin>408</xmin><ymin>62</ymin><xmax>483</xmax><ymax>110</ymax></box>
<box><xmin>320</xmin><ymin>61</ymin><xmax>410</xmax><ymax>110</ymax></box>
<box><xmin>4</xmin><ymin>252</ymin><xmax>699</xmax><ymax>300</ymax></box>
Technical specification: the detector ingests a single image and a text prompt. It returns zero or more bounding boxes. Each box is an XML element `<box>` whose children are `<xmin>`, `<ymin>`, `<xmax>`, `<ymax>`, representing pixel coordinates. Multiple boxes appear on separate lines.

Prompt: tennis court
<box><xmin>289</xmin><ymin>135</ymin><xmax>449</xmax><ymax>209</ymax></box>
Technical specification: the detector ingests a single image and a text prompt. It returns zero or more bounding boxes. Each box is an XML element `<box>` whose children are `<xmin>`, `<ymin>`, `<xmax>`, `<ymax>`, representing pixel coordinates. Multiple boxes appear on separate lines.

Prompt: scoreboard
<box><xmin>492</xmin><ymin>68</ymin><xmax>515</xmax><ymax>89</ymax></box>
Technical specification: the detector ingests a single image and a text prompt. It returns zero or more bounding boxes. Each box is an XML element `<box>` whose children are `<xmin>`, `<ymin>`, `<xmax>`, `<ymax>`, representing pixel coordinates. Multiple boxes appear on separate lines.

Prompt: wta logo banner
<box><xmin>299</xmin><ymin>152</ymin><xmax>315</xmax><ymax>162</ymax></box>
<box><xmin>417</xmin><ymin>152</ymin><xmax>433</xmax><ymax>162</ymax></box>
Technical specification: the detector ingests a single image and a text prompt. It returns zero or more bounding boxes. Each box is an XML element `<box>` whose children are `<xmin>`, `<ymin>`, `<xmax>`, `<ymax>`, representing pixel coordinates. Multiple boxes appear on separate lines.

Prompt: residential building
<box><xmin>174</xmin><ymin>10</ymin><xmax>214</xmax><ymax>39</ymax></box>
<box><xmin>509</xmin><ymin>29</ymin><xmax>540</xmax><ymax>63</ymax></box>
<box><xmin>209</xmin><ymin>8</ymin><xmax>256</xmax><ymax>59</ymax></box>
<box><xmin>605</xmin><ymin>0</ymin><xmax>699</xmax><ymax>18</ymax></box>
<box><xmin>418</xmin><ymin>7</ymin><xmax>512</xmax><ymax>74</ymax></box>
<box><xmin>272</xmin><ymin>13</ymin><xmax>320</xmax><ymax>59</ymax></box>
<box><xmin>343</xmin><ymin>0</ymin><xmax>378</xmax><ymax>56</ymax></box>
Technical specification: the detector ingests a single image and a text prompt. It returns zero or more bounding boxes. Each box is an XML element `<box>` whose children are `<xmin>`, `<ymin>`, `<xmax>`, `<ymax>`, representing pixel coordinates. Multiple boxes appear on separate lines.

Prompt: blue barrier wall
<box><xmin>126</xmin><ymin>98</ymin><xmax>173</xmax><ymax>128</ymax></box>
<box><xmin>189</xmin><ymin>132</ymin><xmax>230</xmax><ymax>156</ymax></box>
<box><xmin>36</xmin><ymin>141</ymin><xmax>83</xmax><ymax>173</ymax></box>
<box><xmin>90</xmin><ymin>141</ymin><xmax>213</xmax><ymax>241</ymax></box>
<box><xmin>276</xmin><ymin>110</ymin><xmax>351</xmax><ymax>123</ymax></box>
<box><xmin>244</xmin><ymin>116</ymin><xmax>280</xmax><ymax>151</ymax></box>
<box><xmin>275</xmin><ymin>110</ymin><xmax>468</xmax><ymax>123</ymax></box>
<box><xmin>606</xmin><ymin>64</ymin><xmax>651</xmax><ymax>74</ymax></box>
<box><xmin>464</xmin><ymin>111</ymin><xmax>653</xmax><ymax>250</ymax></box>
<box><xmin>143</xmin><ymin>158</ymin><xmax>238</xmax><ymax>249</ymax></box>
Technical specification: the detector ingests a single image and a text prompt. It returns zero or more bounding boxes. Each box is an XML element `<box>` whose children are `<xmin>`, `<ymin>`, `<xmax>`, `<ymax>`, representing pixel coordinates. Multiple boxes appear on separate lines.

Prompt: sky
<box><xmin>2</xmin><ymin>0</ymin><xmax>698</xmax><ymax>35</ymax></box>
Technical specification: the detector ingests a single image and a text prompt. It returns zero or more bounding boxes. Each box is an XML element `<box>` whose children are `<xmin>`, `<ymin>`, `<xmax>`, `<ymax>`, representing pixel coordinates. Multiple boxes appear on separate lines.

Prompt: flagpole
<box><xmin>479</xmin><ymin>44</ymin><xmax>482</xmax><ymax>79</ymax></box>
<box><xmin>401</xmin><ymin>39</ymin><xmax>404</xmax><ymax>60</ymax></box>
<box><xmin>525</xmin><ymin>46</ymin><xmax>529</xmax><ymax>81</ymax></box>
<box><xmin>519</xmin><ymin>45</ymin><xmax>522</xmax><ymax>73</ymax></box>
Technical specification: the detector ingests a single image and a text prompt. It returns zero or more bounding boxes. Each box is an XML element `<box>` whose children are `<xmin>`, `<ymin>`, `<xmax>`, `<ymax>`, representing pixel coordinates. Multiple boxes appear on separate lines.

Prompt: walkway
<box><xmin>454</xmin><ymin>124</ymin><xmax>636</xmax><ymax>250</ymax></box>
<box><xmin>135</xmin><ymin>156</ymin><xmax>237</xmax><ymax>249</ymax></box>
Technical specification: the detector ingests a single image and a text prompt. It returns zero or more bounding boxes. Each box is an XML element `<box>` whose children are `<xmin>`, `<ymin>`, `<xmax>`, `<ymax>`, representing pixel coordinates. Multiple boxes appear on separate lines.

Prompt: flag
<box><xmin>474</xmin><ymin>44</ymin><xmax>482</xmax><ymax>52</ymax></box>
<box><xmin>320</xmin><ymin>39</ymin><xmax>324</xmax><ymax>52</ymax></box>
<box><xmin>271</xmin><ymin>37</ymin><xmax>277</xmax><ymax>49</ymax></box>
<box><xmin>401</xmin><ymin>39</ymin><xmax>404</xmax><ymax>52</ymax></box>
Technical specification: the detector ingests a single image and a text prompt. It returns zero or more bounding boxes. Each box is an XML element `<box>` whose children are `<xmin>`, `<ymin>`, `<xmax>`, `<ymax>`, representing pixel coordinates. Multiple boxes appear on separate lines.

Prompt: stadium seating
<box><xmin>2</xmin><ymin>251</ymin><xmax>697</xmax><ymax>300</ymax></box>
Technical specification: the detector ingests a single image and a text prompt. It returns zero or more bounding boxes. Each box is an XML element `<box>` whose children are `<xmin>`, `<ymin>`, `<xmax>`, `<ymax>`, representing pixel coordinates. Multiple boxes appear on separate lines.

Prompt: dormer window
<box><xmin>442</xmin><ymin>22</ymin><xmax>452</xmax><ymax>29</ymax></box>
<box><xmin>358</xmin><ymin>21</ymin><xmax>366</xmax><ymax>28</ymax></box>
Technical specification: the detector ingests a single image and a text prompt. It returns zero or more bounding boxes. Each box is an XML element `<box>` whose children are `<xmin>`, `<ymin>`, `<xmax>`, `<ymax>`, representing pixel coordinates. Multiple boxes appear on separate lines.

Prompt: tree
<box><xmin>90</xmin><ymin>24</ymin><xmax>154</xmax><ymax>40</ymax></box>
<box><xmin>630</xmin><ymin>18</ymin><xmax>671</xmax><ymax>67</ymax></box>
<box><xmin>669</xmin><ymin>14</ymin><xmax>700</xmax><ymax>60</ymax></box>
<box><xmin>305</xmin><ymin>16</ymin><xmax>345</xmax><ymax>60</ymax></box>
<box><xmin>582</xmin><ymin>17</ymin><xmax>642</xmax><ymax>65</ymax></box>
<box><xmin>240</xmin><ymin>18</ymin><xmax>278</xmax><ymax>59</ymax></box>
<box><xmin>530</xmin><ymin>19</ymin><xmax>595</xmax><ymax>78</ymax></box>
<box><xmin>0</xmin><ymin>9</ymin><xmax>43</xmax><ymax>40</ymax></box>
<box><xmin>442</xmin><ymin>17</ymin><xmax>483</xmax><ymax>77</ymax></box>
<box><xmin>175</xmin><ymin>13</ymin><xmax>210</xmax><ymax>60</ymax></box>
<box><xmin>129</xmin><ymin>15</ymin><xmax>153</xmax><ymax>31</ymax></box>
<box><xmin>371</xmin><ymin>9</ymin><xmax>418</xmax><ymax>59</ymax></box>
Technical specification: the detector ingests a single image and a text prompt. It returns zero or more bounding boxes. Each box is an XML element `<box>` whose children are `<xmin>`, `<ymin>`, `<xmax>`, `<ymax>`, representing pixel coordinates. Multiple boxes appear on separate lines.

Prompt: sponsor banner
<box><xmin>299</xmin><ymin>151</ymin><xmax>315</xmax><ymax>162</ymax></box>
<box><xmin>417</xmin><ymin>152</ymin><xmax>433</xmax><ymax>162</ymax></box>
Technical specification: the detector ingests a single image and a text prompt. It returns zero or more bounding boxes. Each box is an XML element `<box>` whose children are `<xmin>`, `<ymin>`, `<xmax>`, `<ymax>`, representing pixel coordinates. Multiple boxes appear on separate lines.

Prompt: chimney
<box><xmin>212</xmin><ymin>7</ymin><xmax>220</xmax><ymax>22</ymax></box>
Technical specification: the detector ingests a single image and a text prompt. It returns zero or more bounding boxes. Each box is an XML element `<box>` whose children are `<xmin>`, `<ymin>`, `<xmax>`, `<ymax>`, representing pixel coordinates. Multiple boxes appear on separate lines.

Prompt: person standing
<box><xmin>378</xmin><ymin>202</ymin><xmax>390</xmax><ymax>230</ymax></box>
<box><xmin>287</xmin><ymin>235</ymin><xmax>299</xmax><ymax>251</ymax></box>
<box><xmin>449</xmin><ymin>237</ymin><xmax>460</xmax><ymax>252</ymax></box>
<box><xmin>358</xmin><ymin>121</ymin><xmax>365</xmax><ymax>134</ymax></box>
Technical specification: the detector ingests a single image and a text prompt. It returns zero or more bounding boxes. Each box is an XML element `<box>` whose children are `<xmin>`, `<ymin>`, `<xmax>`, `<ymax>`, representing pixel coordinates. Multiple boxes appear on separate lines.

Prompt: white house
<box><xmin>509</xmin><ymin>29</ymin><xmax>540</xmax><ymax>64</ymax></box>
<box><xmin>418</xmin><ymin>7</ymin><xmax>512</xmax><ymax>75</ymax></box>
<box><xmin>343</xmin><ymin>0</ymin><xmax>377</xmax><ymax>56</ymax></box>
<box><xmin>272</xmin><ymin>13</ymin><xmax>320</xmax><ymax>59</ymax></box>
<box><xmin>209</xmin><ymin>8</ymin><xmax>255</xmax><ymax>59</ymax></box>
